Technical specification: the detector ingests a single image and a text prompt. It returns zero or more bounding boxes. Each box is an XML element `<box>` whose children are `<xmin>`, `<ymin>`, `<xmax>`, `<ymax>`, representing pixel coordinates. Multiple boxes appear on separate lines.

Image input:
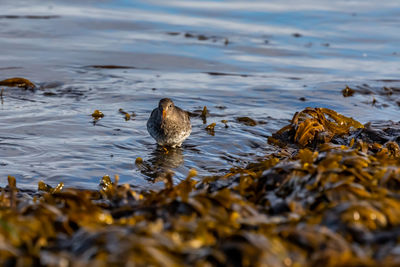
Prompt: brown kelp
<box><xmin>91</xmin><ymin>110</ymin><xmax>104</xmax><ymax>120</ymax></box>
<box><xmin>269</xmin><ymin>107</ymin><xmax>363</xmax><ymax>148</ymax></box>
<box><xmin>119</xmin><ymin>108</ymin><xmax>136</xmax><ymax>121</ymax></box>
<box><xmin>1</xmin><ymin>107</ymin><xmax>400</xmax><ymax>266</ymax></box>
<box><xmin>0</xmin><ymin>77</ymin><xmax>36</xmax><ymax>90</ymax></box>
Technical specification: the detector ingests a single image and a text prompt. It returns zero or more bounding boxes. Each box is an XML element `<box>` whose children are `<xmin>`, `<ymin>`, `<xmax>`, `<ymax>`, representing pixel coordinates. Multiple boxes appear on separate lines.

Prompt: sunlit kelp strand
<box><xmin>0</xmin><ymin>77</ymin><xmax>36</xmax><ymax>90</ymax></box>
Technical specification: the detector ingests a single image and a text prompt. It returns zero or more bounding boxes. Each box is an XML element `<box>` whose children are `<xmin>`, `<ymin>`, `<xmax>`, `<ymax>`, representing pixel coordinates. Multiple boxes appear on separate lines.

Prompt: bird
<box><xmin>147</xmin><ymin>98</ymin><xmax>191</xmax><ymax>147</ymax></box>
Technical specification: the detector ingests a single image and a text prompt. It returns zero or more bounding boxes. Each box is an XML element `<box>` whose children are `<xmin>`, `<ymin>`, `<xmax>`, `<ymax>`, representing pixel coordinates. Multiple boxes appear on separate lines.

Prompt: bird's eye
<box><xmin>169</xmin><ymin>104</ymin><xmax>172</xmax><ymax>108</ymax></box>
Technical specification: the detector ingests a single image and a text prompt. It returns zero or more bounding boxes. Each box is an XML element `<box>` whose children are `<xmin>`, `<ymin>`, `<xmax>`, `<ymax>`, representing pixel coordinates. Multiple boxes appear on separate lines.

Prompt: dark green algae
<box><xmin>1</xmin><ymin>108</ymin><xmax>400</xmax><ymax>266</ymax></box>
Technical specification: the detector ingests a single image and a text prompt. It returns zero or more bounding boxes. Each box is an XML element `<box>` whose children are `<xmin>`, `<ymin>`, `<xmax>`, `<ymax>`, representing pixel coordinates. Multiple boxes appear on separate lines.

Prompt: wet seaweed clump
<box><xmin>205</xmin><ymin>122</ymin><xmax>216</xmax><ymax>135</ymax></box>
<box><xmin>91</xmin><ymin>109</ymin><xmax>104</xmax><ymax>120</ymax></box>
<box><xmin>269</xmin><ymin>107</ymin><xmax>363</xmax><ymax>148</ymax></box>
<box><xmin>236</xmin><ymin>116</ymin><xmax>257</xmax><ymax>126</ymax></box>
<box><xmin>342</xmin><ymin>85</ymin><xmax>355</xmax><ymax>97</ymax></box>
<box><xmin>0</xmin><ymin>77</ymin><xmax>36</xmax><ymax>90</ymax></box>
<box><xmin>1</xmin><ymin>107</ymin><xmax>400</xmax><ymax>266</ymax></box>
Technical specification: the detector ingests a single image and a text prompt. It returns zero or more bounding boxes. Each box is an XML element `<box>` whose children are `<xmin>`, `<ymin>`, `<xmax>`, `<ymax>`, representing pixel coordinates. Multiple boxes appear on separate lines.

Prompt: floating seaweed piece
<box><xmin>201</xmin><ymin>106</ymin><xmax>208</xmax><ymax>124</ymax></box>
<box><xmin>119</xmin><ymin>108</ymin><xmax>136</xmax><ymax>121</ymax></box>
<box><xmin>342</xmin><ymin>85</ymin><xmax>356</xmax><ymax>97</ymax></box>
<box><xmin>91</xmin><ymin>109</ymin><xmax>104</xmax><ymax>120</ymax></box>
<box><xmin>221</xmin><ymin>120</ymin><xmax>229</xmax><ymax>128</ymax></box>
<box><xmin>0</xmin><ymin>77</ymin><xmax>36</xmax><ymax>90</ymax></box>
<box><xmin>135</xmin><ymin>157</ymin><xmax>143</xmax><ymax>164</ymax></box>
<box><xmin>189</xmin><ymin>106</ymin><xmax>211</xmax><ymax>123</ymax></box>
<box><xmin>236</xmin><ymin>117</ymin><xmax>257</xmax><ymax>126</ymax></box>
<box><xmin>205</xmin><ymin>123</ymin><xmax>216</xmax><ymax>135</ymax></box>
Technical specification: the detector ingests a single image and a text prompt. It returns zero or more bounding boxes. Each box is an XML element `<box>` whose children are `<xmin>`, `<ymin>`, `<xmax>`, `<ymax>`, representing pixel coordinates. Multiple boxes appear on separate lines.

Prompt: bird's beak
<box><xmin>162</xmin><ymin>109</ymin><xmax>166</xmax><ymax>119</ymax></box>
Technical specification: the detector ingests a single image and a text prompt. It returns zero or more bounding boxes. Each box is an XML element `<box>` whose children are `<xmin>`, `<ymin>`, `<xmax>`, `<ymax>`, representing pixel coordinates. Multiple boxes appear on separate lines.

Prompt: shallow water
<box><xmin>0</xmin><ymin>0</ymin><xmax>399</xmax><ymax>189</ymax></box>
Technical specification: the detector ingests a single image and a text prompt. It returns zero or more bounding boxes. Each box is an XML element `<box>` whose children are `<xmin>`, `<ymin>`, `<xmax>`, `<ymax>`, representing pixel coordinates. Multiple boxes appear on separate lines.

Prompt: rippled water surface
<box><xmin>1</xmin><ymin>0</ymin><xmax>399</xmax><ymax>189</ymax></box>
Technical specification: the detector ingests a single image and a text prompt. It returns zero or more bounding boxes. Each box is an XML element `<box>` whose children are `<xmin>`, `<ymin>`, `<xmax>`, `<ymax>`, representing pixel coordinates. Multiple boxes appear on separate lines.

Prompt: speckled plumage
<box><xmin>147</xmin><ymin>98</ymin><xmax>191</xmax><ymax>147</ymax></box>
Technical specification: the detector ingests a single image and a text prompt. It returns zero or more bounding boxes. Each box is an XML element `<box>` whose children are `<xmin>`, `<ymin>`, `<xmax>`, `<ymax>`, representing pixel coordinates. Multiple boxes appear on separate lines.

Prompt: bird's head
<box><xmin>158</xmin><ymin>98</ymin><xmax>175</xmax><ymax>119</ymax></box>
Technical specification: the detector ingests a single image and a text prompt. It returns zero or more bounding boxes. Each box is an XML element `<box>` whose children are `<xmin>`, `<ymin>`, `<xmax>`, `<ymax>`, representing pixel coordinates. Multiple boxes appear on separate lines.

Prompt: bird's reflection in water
<box><xmin>138</xmin><ymin>146</ymin><xmax>184</xmax><ymax>181</ymax></box>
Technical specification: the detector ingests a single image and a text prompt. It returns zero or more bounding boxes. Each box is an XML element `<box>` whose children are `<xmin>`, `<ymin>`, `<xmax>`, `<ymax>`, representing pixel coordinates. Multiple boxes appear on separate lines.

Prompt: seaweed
<box><xmin>205</xmin><ymin>123</ymin><xmax>216</xmax><ymax>135</ymax></box>
<box><xmin>221</xmin><ymin>120</ymin><xmax>229</xmax><ymax>128</ymax></box>
<box><xmin>271</xmin><ymin>107</ymin><xmax>364</xmax><ymax>148</ymax></box>
<box><xmin>119</xmin><ymin>108</ymin><xmax>136</xmax><ymax>121</ymax></box>
<box><xmin>342</xmin><ymin>86</ymin><xmax>355</xmax><ymax>97</ymax></box>
<box><xmin>1</xmin><ymin>108</ymin><xmax>400</xmax><ymax>266</ymax></box>
<box><xmin>201</xmin><ymin>106</ymin><xmax>208</xmax><ymax>124</ymax></box>
<box><xmin>236</xmin><ymin>117</ymin><xmax>257</xmax><ymax>126</ymax></box>
<box><xmin>342</xmin><ymin>84</ymin><xmax>400</xmax><ymax>108</ymax></box>
<box><xmin>0</xmin><ymin>77</ymin><xmax>36</xmax><ymax>90</ymax></box>
<box><xmin>91</xmin><ymin>110</ymin><xmax>104</xmax><ymax>121</ymax></box>
<box><xmin>189</xmin><ymin>106</ymin><xmax>210</xmax><ymax>124</ymax></box>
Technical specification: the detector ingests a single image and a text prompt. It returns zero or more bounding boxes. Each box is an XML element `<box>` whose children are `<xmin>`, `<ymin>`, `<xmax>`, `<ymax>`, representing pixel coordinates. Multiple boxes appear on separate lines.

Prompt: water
<box><xmin>0</xmin><ymin>0</ymin><xmax>399</xmax><ymax>189</ymax></box>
